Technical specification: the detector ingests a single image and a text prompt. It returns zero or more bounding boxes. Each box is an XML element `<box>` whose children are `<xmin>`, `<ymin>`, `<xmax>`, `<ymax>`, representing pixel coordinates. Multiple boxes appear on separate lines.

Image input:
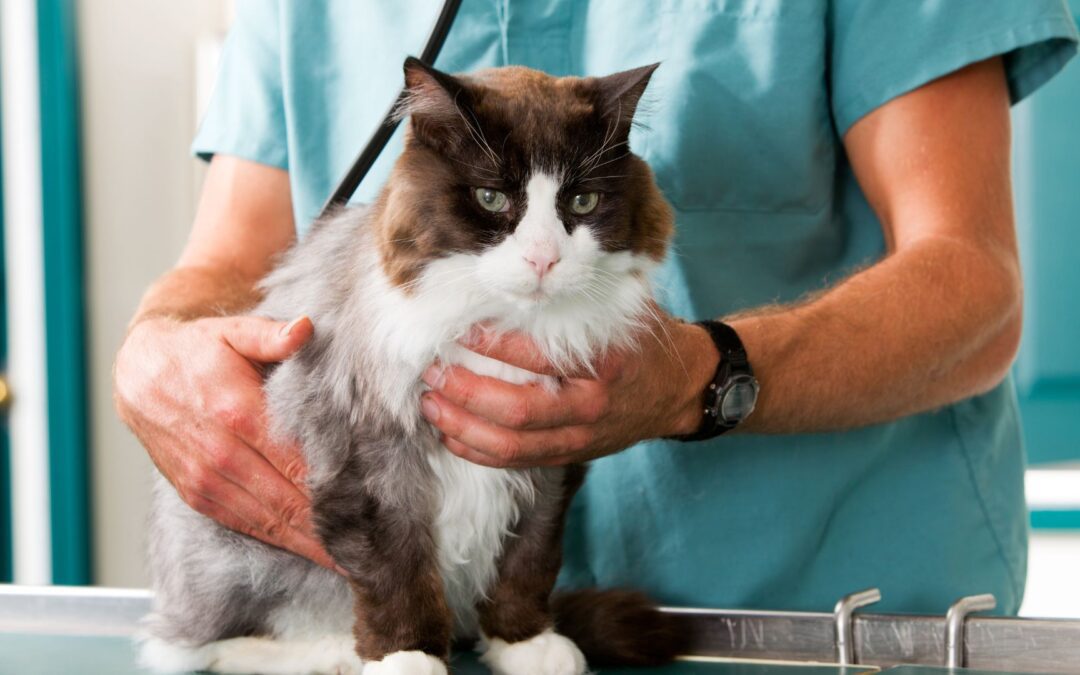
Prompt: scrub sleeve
<box><xmin>192</xmin><ymin>0</ymin><xmax>287</xmax><ymax>170</ymax></box>
<box><xmin>830</xmin><ymin>0</ymin><xmax>1078</xmax><ymax>136</ymax></box>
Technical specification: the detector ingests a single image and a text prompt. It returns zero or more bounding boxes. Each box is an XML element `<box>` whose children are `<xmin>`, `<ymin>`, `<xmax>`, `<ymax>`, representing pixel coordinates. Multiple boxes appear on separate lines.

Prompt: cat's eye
<box><xmin>569</xmin><ymin>192</ymin><xmax>599</xmax><ymax>215</ymax></box>
<box><xmin>474</xmin><ymin>188</ymin><xmax>509</xmax><ymax>213</ymax></box>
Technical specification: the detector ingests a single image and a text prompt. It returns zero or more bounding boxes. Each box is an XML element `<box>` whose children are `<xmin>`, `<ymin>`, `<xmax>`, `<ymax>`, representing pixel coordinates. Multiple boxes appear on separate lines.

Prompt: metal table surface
<box><xmin>0</xmin><ymin>633</ymin><xmax>879</xmax><ymax>675</ymax></box>
<box><xmin>0</xmin><ymin>586</ymin><xmax>1075</xmax><ymax>674</ymax></box>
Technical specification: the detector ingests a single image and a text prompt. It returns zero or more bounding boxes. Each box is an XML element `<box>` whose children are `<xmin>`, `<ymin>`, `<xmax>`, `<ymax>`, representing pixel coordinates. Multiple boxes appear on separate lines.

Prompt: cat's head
<box><xmin>375</xmin><ymin>57</ymin><xmax>672</xmax><ymax>323</ymax></box>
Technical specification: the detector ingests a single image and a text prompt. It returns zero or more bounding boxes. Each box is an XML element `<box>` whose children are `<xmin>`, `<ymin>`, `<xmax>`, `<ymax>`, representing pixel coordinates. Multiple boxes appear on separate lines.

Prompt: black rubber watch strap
<box><xmin>699</xmin><ymin>321</ymin><xmax>747</xmax><ymax>367</ymax></box>
<box><xmin>671</xmin><ymin>320</ymin><xmax>756</xmax><ymax>442</ymax></box>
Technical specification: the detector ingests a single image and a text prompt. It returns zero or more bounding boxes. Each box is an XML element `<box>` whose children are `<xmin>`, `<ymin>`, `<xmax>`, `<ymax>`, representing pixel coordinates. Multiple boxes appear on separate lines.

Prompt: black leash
<box><xmin>319</xmin><ymin>0</ymin><xmax>464</xmax><ymax>219</ymax></box>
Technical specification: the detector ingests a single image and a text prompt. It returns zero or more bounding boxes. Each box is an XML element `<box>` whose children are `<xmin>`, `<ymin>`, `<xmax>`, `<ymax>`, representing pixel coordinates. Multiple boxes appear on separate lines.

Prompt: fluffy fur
<box><xmin>480</xmin><ymin>629</ymin><xmax>586</xmax><ymax>675</ymax></box>
<box><xmin>142</xmin><ymin>58</ymin><xmax>678</xmax><ymax>674</ymax></box>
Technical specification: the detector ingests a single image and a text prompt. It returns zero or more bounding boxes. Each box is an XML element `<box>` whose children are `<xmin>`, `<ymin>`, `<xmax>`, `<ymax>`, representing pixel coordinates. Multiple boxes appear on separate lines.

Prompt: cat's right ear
<box><xmin>397</xmin><ymin>56</ymin><xmax>471</xmax><ymax>151</ymax></box>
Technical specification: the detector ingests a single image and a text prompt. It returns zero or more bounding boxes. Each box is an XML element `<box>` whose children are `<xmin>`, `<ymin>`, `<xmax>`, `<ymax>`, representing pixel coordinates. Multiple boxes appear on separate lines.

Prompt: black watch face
<box><xmin>720</xmin><ymin>375</ymin><xmax>758</xmax><ymax>422</ymax></box>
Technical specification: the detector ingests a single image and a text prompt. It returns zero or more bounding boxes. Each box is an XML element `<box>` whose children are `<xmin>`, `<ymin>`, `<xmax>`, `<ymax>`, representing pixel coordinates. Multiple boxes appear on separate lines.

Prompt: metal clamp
<box><xmin>833</xmin><ymin>588</ymin><xmax>882</xmax><ymax>665</ymax></box>
<box><xmin>945</xmin><ymin>593</ymin><xmax>996</xmax><ymax>668</ymax></box>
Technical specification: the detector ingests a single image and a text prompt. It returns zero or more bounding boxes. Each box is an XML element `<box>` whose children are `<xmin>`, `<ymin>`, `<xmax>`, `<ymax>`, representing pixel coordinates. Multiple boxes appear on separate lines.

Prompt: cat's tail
<box><xmin>551</xmin><ymin>589</ymin><xmax>689</xmax><ymax>667</ymax></box>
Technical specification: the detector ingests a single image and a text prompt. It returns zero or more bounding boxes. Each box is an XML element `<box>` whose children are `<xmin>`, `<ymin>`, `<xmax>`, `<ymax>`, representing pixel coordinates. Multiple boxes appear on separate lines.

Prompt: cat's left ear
<box><xmin>595</xmin><ymin>62</ymin><xmax>660</xmax><ymax>130</ymax></box>
<box><xmin>398</xmin><ymin>56</ymin><xmax>473</xmax><ymax>151</ymax></box>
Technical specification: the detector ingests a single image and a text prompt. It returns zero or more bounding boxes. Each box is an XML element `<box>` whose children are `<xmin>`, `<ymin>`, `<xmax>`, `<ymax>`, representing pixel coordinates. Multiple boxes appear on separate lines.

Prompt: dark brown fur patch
<box><xmin>477</xmin><ymin>464</ymin><xmax>587</xmax><ymax>644</ymax></box>
<box><xmin>624</xmin><ymin>158</ymin><xmax>674</xmax><ymax>262</ymax></box>
<box><xmin>372</xmin><ymin>59</ymin><xmax>674</xmax><ymax>288</ymax></box>
<box><xmin>478</xmin><ymin>464</ymin><xmax>684</xmax><ymax>668</ymax></box>
<box><xmin>314</xmin><ymin>452</ymin><xmax>452</xmax><ymax>662</ymax></box>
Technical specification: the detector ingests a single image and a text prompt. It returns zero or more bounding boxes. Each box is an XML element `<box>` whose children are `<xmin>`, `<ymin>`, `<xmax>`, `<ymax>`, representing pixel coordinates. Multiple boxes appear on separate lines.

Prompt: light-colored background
<box><xmin>79</xmin><ymin>1</ymin><xmax>1080</xmax><ymax>618</ymax></box>
<box><xmin>81</xmin><ymin>0</ymin><xmax>233</xmax><ymax>589</ymax></box>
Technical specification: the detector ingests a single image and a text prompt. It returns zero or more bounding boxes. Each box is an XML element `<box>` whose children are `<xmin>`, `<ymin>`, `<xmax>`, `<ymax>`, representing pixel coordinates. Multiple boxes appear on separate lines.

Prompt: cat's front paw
<box><xmin>480</xmin><ymin>629</ymin><xmax>586</xmax><ymax>675</ymax></box>
<box><xmin>361</xmin><ymin>651</ymin><xmax>447</xmax><ymax>675</ymax></box>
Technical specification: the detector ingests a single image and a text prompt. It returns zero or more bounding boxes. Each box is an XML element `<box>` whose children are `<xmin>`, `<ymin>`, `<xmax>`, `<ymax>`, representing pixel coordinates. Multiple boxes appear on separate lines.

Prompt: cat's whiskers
<box><xmin>409</xmin><ymin>269</ymin><xmax>478</xmax><ymax>298</ymax></box>
<box><xmin>451</xmin><ymin>90</ymin><xmax>502</xmax><ymax>170</ymax></box>
<box><xmin>578</xmin><ymin>174</ymin><xmax>628</xmax><ymax>183</ymax></box>
<box><xmin>576</xmin><ymin>110</ymin><xmax>627</xmax><ymax>176</ymax></box>
<box><xmin>467</xmin><ymin>109</ymin><xmax>502</xmax><ymax>168</ymax></box>
<box><xmin>587</xmin><ymin>266</ymin><xmax>624</xmax><ymax>285</ymax></box>
<box><xmin>584</xmin><ymin>149</ymin><xmax>630</xmax><ymax>173</ymax></box>
<box><xmin>450</xmin><ymin>155</ymin><xmax>500</xmax><ymax>178</ymax></box>
<box><xmin>584</xmin><ymin>111</ymin><xmax>621</xmax><ymax>170</ymax></box>
<box><xmin>397</xmin><ymin>264</ymin><xmax>481</xmax><ymax>299</ymax></box>
<box><xmin>582</xmin><ymin>266</ymin><xmax>685</xmax><ymax>376</ymax></box>
<box><xmin>639</xmin><ymin>301</ymin><xmax>688</xmax><ymax>379</ymax></box>
<box><xmin>385</xmin><ymin>235</ymin><xmax>427</xmax><ymax>247</ymax></box>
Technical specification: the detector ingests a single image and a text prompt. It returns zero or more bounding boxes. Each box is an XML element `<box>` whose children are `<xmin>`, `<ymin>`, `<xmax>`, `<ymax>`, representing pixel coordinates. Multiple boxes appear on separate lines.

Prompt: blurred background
<box><xmin>0</xmin><ymin>0</ymin><xmax>1077</xmax><ymax>617</ymax></box>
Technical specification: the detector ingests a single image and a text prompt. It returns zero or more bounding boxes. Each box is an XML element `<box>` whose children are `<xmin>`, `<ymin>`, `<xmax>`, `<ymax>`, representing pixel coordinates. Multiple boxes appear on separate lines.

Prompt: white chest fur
<box><xmin>362</xmin><ymin>232</ymin><xmax>654</xmax><ymax>634</ymax></box>
<box><xmin>425</xmin><ymin>343</ymin><xmax>543</xmax><ymax>635</ymax></box>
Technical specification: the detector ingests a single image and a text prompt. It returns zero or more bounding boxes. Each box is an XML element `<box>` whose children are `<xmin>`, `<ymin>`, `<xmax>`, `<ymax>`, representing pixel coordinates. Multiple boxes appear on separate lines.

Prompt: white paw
<box><xmin>306</xmin><ymin>635</ymin><xmax>363</xmax><ymax>675</ymax></box>
<box><xmin>361</xmin><ymin>651</ymin><xmax>447</xmax><ymax>675</ymax></box>
<box><xmin>480</xmin><ymin>629</ymin><xmax>587</xmax><ymax>675</ymax></box>
<box><xmin>137</xmin><ymin>636</ymin><xmax>212</xmax><ymax>673</ymax></box>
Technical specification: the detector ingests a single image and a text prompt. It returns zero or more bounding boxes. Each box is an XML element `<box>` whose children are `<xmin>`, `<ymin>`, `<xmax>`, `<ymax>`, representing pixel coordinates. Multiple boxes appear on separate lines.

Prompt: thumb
<box><xmin>218</xmin><ymin>315</ymin><xmax>314</xmax><ymax>364</ymax></box>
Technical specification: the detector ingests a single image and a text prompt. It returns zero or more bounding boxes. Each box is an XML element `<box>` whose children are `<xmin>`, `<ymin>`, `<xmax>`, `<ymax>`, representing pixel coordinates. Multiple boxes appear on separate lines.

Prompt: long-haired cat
<box><xmin>140</xmin><ymin>57</ymin><xmax>681</xmax><ymax>675</ymax></box>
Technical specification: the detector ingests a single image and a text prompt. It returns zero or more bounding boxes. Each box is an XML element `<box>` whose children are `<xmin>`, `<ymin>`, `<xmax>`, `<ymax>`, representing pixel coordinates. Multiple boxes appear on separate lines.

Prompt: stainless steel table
<box><xmin>1</xmin><ymin>585</ymin><xmax>1078</xmax><ymax>674</ymax></box>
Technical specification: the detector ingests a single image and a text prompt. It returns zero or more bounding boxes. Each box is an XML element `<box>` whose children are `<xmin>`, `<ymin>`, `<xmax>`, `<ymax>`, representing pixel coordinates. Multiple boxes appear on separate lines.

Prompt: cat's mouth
<box><xmin>508</xmin><ymin>287</ymin><xmax>549</xmax><ymax>304</ymax></box>
<box><xmin>503</xmin><ymin>269</ymin><xmax>602</xmax><ymax>307</ymax></box>
<box><xmin>503</xmin><ymin>281</ymin><xmax>556</xmax><ymax>306</ymax></box>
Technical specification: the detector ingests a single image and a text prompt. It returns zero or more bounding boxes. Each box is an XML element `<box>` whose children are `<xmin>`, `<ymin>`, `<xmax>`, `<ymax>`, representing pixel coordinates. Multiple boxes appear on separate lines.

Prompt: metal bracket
<box><xmin>945</xmin><ymin>593</ymin><xmax>997</xmax><ymax>668</ymax></box>
<box><xmin>833</xmin><ymin>587</ymin><xmax>882</xmax><ymax>665</ymax></box>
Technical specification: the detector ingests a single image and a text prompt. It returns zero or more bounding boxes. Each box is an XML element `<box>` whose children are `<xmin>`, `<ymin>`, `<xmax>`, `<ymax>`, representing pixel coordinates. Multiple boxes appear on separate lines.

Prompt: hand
<box><xmin>419</xmin><ymin>310</ymin><xmax>719</xmax><ymax>468</ymax></box>
<box><xmin>114</xmin><ymin>314</ymin><xmax>339</xmax><ymax>571</ymax></box>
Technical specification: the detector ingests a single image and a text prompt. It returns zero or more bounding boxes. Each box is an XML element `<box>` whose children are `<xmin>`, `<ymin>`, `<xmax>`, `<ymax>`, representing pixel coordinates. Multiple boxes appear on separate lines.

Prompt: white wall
<box><xmin>1023</xmin><ymin>532</ymin><xmax>1080</xmax><ymax>618</ymax></box>
<box><xmin>79</xmin><ymin>0</ymin><xmax>232</xmax><ymax>587</ymax></box>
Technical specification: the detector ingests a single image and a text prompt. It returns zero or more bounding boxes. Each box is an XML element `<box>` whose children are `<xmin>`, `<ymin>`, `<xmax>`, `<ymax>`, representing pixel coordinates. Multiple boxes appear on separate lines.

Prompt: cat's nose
<box><xmin>523</xmin><ymin>251</ymin><xmax>560</xmax><ymax>279</ymax></box>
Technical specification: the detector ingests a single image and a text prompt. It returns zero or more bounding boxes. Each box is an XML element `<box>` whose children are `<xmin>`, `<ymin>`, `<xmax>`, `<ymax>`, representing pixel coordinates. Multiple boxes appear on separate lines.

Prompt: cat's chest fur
<box><xmin>423</xmin><ymin>343</ymin><xmax>549</xmax><ymax>633</ymax></box>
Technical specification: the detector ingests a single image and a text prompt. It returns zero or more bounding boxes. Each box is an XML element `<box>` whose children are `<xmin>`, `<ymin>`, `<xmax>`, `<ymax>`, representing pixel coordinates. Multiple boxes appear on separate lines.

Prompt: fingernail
<box><xmin>280</xmin><ymin>317</ymin><xmax>304</xmax><ymax>337</ymax></box>
<box><xmin>334</xmin><ymin>565</ymin><xmax>349</xmax><ymax>577</ymax></box>
<box><xmin>422</xmin><ymin>365</ymin><xmax>444</xmax><ymax>389</ymax></box>
<box><xmin>421</xmin><ymin>394</ymin><xmax>440</xmax><ymax>422</ymax></box>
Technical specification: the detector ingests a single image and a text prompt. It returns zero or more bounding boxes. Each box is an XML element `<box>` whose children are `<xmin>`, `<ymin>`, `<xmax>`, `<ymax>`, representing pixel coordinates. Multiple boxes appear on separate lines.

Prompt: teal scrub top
<box><xmin>194</xmin><ymin>0</ymin><xmax>1079</xmax><ymax>615</ymax></box>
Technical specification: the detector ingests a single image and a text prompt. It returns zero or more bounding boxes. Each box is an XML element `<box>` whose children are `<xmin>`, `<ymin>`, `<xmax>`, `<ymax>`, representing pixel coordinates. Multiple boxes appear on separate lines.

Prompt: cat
<box><xmin>139</xmin><ymin>57</ymin><xmax>682</xmax><ymax>675</ymax></box>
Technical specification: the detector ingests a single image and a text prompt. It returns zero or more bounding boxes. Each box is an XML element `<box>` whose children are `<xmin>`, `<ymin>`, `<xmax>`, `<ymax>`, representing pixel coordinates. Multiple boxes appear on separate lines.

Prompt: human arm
<box><xmin>114</xmin><ymin>155</ymin><xmax>337</xmax><ymax>570</ymax></box>
<box><xmin>729</xmin><ymin>56</ymin><xmax>1021</xmax><ymax>432</ymax></box>
<box><xmin>421</xmin><ymin>57</ymin><xmax>1022</xmax><ymax>464</ymax></box>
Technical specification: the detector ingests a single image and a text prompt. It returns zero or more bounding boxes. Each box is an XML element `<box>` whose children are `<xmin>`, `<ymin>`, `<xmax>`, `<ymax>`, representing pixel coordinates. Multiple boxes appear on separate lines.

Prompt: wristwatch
<box><xmin>673</xmin><ymin>320</ymin><xmax>759</xmax><ymax>442</ymax></box>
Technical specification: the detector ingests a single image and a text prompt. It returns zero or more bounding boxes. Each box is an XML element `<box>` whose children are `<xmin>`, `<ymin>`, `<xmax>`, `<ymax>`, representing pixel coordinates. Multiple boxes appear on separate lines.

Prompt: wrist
<box><xmin>666</xmin><ymin>321</ymin><xmax>721</xmax><ymax>437</ymax></box>
<box><xmin>123</xmin><ymin>312</ymin><xmax>186</xmax><ymax>350</ymax></box>
<box><xmin>131</xmin><ymin>266</ymin><xmax>261</xmax><ymax>328</ymax></box>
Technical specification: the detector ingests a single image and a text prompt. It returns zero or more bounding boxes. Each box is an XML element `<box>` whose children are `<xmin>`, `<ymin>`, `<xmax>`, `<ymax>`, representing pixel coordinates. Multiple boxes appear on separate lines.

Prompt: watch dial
<box><xmin>720</xmin><ymin>379</ymin><xmax>758</xmax><ymax>422</ymax></box>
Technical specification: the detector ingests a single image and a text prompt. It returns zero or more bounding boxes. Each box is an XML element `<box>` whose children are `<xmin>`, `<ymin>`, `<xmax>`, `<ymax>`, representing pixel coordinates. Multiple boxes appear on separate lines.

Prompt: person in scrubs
<box><xmin>115</xmin><ymin>1</ymin><xmax>1079</xmax><ymax>615</ymax></box>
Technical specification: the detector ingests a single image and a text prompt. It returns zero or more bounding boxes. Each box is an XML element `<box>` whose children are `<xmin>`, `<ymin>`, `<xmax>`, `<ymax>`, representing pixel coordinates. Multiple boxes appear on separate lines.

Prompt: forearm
<box><xmin>131</xmin><ymin>264</ymin><xmax>262</xmax><ymax>327</ymax></box>
<box><xmin>129</xmin><ymin>156</ymin><xmax>296</xmax><ymax>328</ymax></box>
<box><xmin>729</xmin><ymin>236</ymin><xmax>1022</xmax><ymax>434</ymax></box>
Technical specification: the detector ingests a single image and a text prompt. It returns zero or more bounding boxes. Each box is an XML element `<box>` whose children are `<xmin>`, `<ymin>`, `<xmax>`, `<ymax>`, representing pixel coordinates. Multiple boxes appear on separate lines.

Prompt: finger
<box><xmin>217</xmin><ymin>315</ymin><xmax>314</xmax><ymax>364</ymax></box>
<box><xmin>459</xmin><ymin>328</ymin><xmax>562</xmax><ymax>377</ymax></box>
<box><xmin>421</xmin><ymin>391</ymin><xmax>591</xmax><ymax>466</ymax></box>
<box><xmin>202</xmin><ymin>435</ymin><xmax>318</xmax><ymax>539</ymax></box>
<box><xmin>423</xmin><ymin>364</ymin><xmax>605</xmax><ymax>430</ymax></box>
<box><xmin>441</xmin><ymin>434</ymin><xmax>576</xmax><ymax>469</ymax></box>
<box><xmin>440</xmin><ymin>435</ymin><xmax>509</xmax><ymax>468</ymax></box>
<box><xmin>257</xmin><ymin>436</ymin><xmax>310</xmax><ymax>494</ymax></box>
<box><xmin>194</xmin><ymin>483</ymin><xmax>337</xmax><ymax>571</ymax></box>
<box><xmin>211</xmin><ymin>387</ymin><xmax>310</xmax><ymax>490</ymax></box>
